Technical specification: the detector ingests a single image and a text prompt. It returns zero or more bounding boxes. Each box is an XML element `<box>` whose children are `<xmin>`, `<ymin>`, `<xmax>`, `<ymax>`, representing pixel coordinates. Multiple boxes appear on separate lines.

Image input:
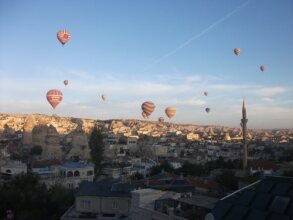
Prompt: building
<box><xmin>131</xmin><ymin>188</ymin><xmax>218</xmax><ymax>220</ymax></box>
<box><xmin>205</xmin><ymin>176</ymin><xmax>293</xmax><ymax>220</ymax></box>
<box><xmin>131</xmin><ymin>188</ymin><xmax>184</xmax><ymax>220</ymax></box>
<box><xmin>61</xmin><ymin>181</ymin><xmax>135</xmax><ymax>220</ymax></box>
<box><xmin>32</xmin><ymin>161</ymin><xmax>94</xmax><ymax>188</ymax></box>
<box><xmin>248</xmin><ymin>160</ymin><xmax>277</xmax><ymax>176</ymax></box>
<box><xmin>0</xmin><ymin>160</ymin><xmax>27</xmax><ymax>178</ymax></box>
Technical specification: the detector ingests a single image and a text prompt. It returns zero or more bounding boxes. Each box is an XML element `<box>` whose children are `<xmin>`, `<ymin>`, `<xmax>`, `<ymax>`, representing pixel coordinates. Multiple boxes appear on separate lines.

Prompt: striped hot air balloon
<box><xmin>46</xmin><ymin>89</ymin><xmax>63</xmax><ymax>109</ymax></box>
<box><xmin>101</xmin><ymin>94</ymin><xmax>107</xmax><ymax>101</ymax></box>
<box><xmin>165</xmin><ymin>107</ymin><xmax>176</xmax><ymax>119</ymax></box>
<box><xmin>204</xmin><ymin>91</ymin><xmax>208</xmax><ymax>96</ymax></box>
<box><xmin>142</xmin><ymin>112</ymin><xmax>148</xmax><ymax>119</ymax></box>
<box><xmin>158</xmin><ymin>117</ymin><xmax>164</xmax><ymax>123</ymax></box>
<box><xmin>57</xmin><ymin>29</ymin><xmax>71</xmax><ymax>45</ymax></box>
<box><xmin>234</xmin><ymin>48</ymin><xmax>241</xmax><ymax>56</ymax></box>
<box><xmin>260</xmin><ymin>65</ymin><xmax>266</xmax><ymax>72</ymax></box>
<box><xmin>63</xmin><ymin>80</ymin><xmax>68</xmax><ymax>86</ymax></box>
<box><xmin>141</xmin><ymin>101</ymin><xmax>155</xmax><ymax>117</ymax></box>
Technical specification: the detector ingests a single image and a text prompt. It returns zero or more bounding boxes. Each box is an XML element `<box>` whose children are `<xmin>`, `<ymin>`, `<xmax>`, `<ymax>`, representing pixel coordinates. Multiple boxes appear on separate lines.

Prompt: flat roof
<box><xmin>178</xmin><ymin>195</ymin><xmax>219</xmax><ymax>209</ymax></box>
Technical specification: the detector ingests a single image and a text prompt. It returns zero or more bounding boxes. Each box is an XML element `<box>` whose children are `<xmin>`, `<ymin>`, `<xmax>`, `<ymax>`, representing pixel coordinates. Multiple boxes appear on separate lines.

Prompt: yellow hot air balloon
<box><xmin>141</xmin><ymin>101</ymin><xmax>155</xmax><ymax>117</ymax></box>
<box><xmin>165</xmin><ymin>107</ymin><xmax>176</xmax><ymax>119</ymax></box>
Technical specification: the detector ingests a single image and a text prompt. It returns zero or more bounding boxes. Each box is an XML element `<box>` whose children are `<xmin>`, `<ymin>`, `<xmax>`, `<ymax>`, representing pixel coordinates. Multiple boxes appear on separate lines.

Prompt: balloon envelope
<box><xmin>165</xmin><ymin>107</ymin><xmax>176</xmax><ymax>119</ymax></box>
<box><xmin>142</xmin><ymin>112</ymin><xmax>148</xmax><ymax>119</ymax></box>
<box><xmin>101</xmin><ymin>94</ymin><xmax>107</xmax><ymax>101</ymax></box>
<box><xmin>204</xmin><ymin>91</ymin><xmax>208</xmax><ymax>96</ymax></box>
<box><xmin>141</xmin><ymin>101</ymin><xmax>155</xmax><ymax>117</ymax></box>
<box><xmin>158</xmin><ymin>117</ymin><xmax>164</xmax><ymax>123</ymax></box>
<box><xmin>234</xmin><ymin>48</ymin><xmax>241</xmax><ymax>56</ymax></box>
<box><xmin>260</xmin><ymin>65</ymin><xmax>266</xmax><ymax>72</ymax></box>
<box><xmin>57</xmin><ymin>29</ymin><xmax>71</xmax><ymax>45</ymax></box>
<box><xmin>205</xmin><ymin>108</ymin><xmax>211</xmax><ymax>113</ymax></box>
<box><xmin>47</xmin><ymin>89</ymin><xmax>63</xmax><ymax>109</ymax></box>
<box><xmin>64</xmin><ymin>80</ymin><xmax>68</xmax><ymax>86</ymax></box>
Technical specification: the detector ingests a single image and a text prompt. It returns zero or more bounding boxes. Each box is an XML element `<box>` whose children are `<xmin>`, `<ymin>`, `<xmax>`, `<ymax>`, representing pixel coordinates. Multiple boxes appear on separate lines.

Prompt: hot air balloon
<box><xmin>234</xmin><ymin>48</ymin><xmax>241</xmax><ymax>56</ymax></box>
<box><xmin>142</xmin><ymin>112</ymin><xmax>148</xmax><ymax>119</ymax></box>
<box><xmin>260</xmin><ymin>65</ymin><xmax>266</xmax><ymax>72</ymax></box>
<box><xmin>165</xmin><ymin>107</ymin><xmax>176</xmax><ymax>119</ymax></box>
<box><xmin>46</xmin><ymin>89</ymin><xmax>63</xmax><ymax>109</ymax></box>
<box><xmin>205</xmin><ymin>107</ymin><xmax>211</xmax><ymax>113</ymax></box>
<box><xmin>63</xmin><ymin>80</ymin><xmax>68</xmax><ymax>86</ymax></box>
<box><xmin>141</xmin><ymin>101</ymin><xmax>155</xmax><ymax>117</ymax></box>
<box><xmin>57</xmin><ymin>29</ymin><xmax>71</xmax><ymax>45</ymax></box>
<box><xmin>101</xmin><ymin>94</ymin><xmax>107</xmax><ymax>101</ymax></box>
<box><xmin>204</xmin><ymin>91</ymin><xmax>208</xmax><ymax>96</ymax></box>
<box><xmin>158</xmin><ymin>117</ymin><xmax>164</xmax><ymax>123</ymax></box>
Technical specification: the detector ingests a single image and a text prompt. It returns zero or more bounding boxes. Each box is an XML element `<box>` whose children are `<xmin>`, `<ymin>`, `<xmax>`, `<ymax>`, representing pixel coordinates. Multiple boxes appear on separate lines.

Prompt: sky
<box><xmin>0</xmin><ymin>0</ymin><xmax>293</xmax><ymax>129</ymax></box>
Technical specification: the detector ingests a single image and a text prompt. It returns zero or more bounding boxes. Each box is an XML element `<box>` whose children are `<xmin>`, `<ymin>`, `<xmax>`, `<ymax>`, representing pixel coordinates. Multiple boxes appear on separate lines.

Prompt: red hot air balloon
<box><xmin>46</xmin><ymin>89</ymin><xmax>63</xmax><ymax>109</ymax></box>
<box><xmin>234</xmin><ymin>48</ymin><xmax>241</xmax><ymax>56</ymax></box>
<box><xmin>141</xmin><ymin>101</ymin><xmax>155</xmax><ymax>117</ymax></box>
<box><xmin>64</xmin><ymin>80</ymin><xmax>68</xmax><ymax>86</ymax></box>
<box><xmin>260</xmin><ymin>65</ymin><xmax>266</xmax><ymax>72</ymax></box>
<box><xmin>204</xmin><ymin>91</ymin><xmax>208</xmax><ymax>96</ymax></box>
<box><xmin>57</xmin><ymin>29</ymin><xmax>71</xmax><ymax>45</ymax></box>
<box><xmin>165</xmin><ymin>107</ymin><xmax>176</xmax><ymax>119</ymax></box>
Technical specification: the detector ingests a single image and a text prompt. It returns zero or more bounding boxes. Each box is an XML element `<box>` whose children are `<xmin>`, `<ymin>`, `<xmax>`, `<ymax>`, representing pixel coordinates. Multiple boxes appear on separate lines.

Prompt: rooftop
<box><xmin>75</xmin><ymin>181</ymin><xmax>135</xmax><ymax>198</ymax></box>
<box><xmin>179</xmin><ymin>195</ymin><xmax>219</xmax><ymax>210</ymax></box>
<box><xmin>208</xmin><ymin>176</ymin><xmax>293</xmax><ymax>220</ymax></box>
<box><xmin>62</xmin><ymin>161</ymin><xmax>93</xmax><ymax>169</ymax></box>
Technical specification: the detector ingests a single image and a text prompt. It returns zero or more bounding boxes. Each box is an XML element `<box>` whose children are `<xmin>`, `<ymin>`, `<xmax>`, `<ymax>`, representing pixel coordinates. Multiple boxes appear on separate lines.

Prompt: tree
<box><xmin>0</xmin><ymin>173</ymin><xmax>74</xmax><ymax>220</ymax></box>
<box><xmin>216</xmin><ymin>170</ymin><xmax>238</xmax><ymax>191</ymax></box>
<box><xmin>178</xmin><ymin>162</ymin><xmax>204</xmax><ymax>176</ymax></box>
<box><xmin>30</xmin><ymin>145</ymin><xmax>43</xmax><ymax>155</ymax></box>
<box><xmin>89</xmin><ymin>127</ymin><xmax>105</xmax><ymax>173</ymax></box>
<box><xmin>150</xmin><ymin>161</ymin><xmax>174</xmax><ymax>176</ymax></box>
<box><xmin>131</xmin><ymin>172</ymin><xmax>144</xmax><ymax>180</ymax></box>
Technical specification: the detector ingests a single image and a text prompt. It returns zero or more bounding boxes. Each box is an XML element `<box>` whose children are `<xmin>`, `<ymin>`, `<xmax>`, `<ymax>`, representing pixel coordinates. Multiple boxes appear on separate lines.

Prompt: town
<box><xmin>1</xmin><ymin>104</ymin><xmax>293</xmax><ymax>219</ymax></box>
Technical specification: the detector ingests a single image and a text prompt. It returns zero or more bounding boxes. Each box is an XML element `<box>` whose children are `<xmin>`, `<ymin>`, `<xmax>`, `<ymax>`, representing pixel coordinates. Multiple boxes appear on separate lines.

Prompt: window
<box><xmin>74</xmin><ymin>170</ymin><xmax>80</xmax><ymax>176</ymax></box>
<box><xmin>67</xmin><ymin>171</ymin><xmax>73</xmax><ymax>177</ymax></box>
<box><xmin>112</xmin><ymin>201</ymin><xmax>119</xmax><ymax>209</ymax></box>
<box><xmin>81</xmin><ymin>200</ymin><xmax>91</xmax><ymax>209</ymax></box>
<box><xmin>87</xmin><ymin>170</ymin><xmax>93</xmax><ymax>176</ymax></box>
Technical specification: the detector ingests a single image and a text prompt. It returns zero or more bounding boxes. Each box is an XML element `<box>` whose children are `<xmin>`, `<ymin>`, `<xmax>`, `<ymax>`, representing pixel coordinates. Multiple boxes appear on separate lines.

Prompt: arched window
<box><xmin>74</xmin><ymin>170</ymin><xmax>80</xmax><ymax>176</ymax></box>
<box><xmin>6</xmin><ymin>169</ymin><xmax>11</xmax><ymax>173</ymax></box>
<box><xmin>67</xmin><ymin>171</ymin><xmax>73</xmax><ymax>177</ymax></box>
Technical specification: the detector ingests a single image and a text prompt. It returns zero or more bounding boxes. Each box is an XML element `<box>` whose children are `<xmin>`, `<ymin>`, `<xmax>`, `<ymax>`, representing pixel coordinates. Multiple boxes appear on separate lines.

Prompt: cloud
<box><xmin>173</xmin><ymin>98</ymin><xmax>206</xmax><ymax>106</ymax></box>
<box><xmin>208</xmin><ymin>84</ymin><xmax>258</xmax><ymax>92</ymax></box>
<box><xmin>251</xmin><ymin>87</ymin><xmax>286</xmax><ymax>97</ymax></box>
<box><xmin>185</xmin><ymin>75</ymin><xmax>201</xmax><ymax>82</ymax></box>
<box><xmin>262</xmin><ymin>97</ymin><xmax>274</xmax><ymax>102</ymax></box>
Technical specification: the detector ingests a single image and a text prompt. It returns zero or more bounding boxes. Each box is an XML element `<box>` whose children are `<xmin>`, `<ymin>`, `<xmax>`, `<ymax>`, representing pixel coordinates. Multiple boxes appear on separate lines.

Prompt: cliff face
<box><xmin>0</xmin><ymin>114</ymin><xmax>95</xmax><ymax>160</ymax></box>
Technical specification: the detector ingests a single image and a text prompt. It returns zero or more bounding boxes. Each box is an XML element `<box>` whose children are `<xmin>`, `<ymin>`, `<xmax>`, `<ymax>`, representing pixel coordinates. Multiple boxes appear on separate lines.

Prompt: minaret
<box><xmin>241</xmin><ymin>97</ymin><xmax>248</xmax><ymax>169</ymax></box>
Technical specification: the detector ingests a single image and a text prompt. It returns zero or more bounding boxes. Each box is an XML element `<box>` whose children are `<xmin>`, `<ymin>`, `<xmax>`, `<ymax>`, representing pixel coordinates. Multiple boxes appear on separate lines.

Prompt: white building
<box><xmin>32</xmin><ymin>161</ymin><xmax>94</xmax><ymax>189</ymax></box>
<box><xmin>0</xmin><ymin>160</ymin><xmax>27</xmax><ymax>177</ymax></box>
